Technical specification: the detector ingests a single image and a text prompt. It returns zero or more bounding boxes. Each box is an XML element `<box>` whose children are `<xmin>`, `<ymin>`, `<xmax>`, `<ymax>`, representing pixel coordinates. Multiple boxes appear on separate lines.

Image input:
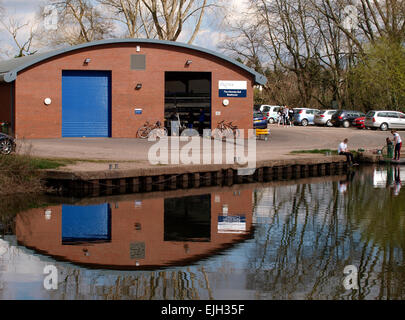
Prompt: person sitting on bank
<box><xmin>391</xmin><ymin>130</ymin><xmax>402</xmax><ymax>161</ymax></box>
<box><xmin>338</xmin><ymin>138</ymin><xmax>358</xmax><ymax>166</ymax></box>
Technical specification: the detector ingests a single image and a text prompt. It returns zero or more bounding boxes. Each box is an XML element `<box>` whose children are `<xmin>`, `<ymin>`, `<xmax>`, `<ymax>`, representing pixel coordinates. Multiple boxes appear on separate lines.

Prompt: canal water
<box><xmin>0</xmin><ymin>165</ymin><xmax>404</xmax><ymax>300</ymax></box>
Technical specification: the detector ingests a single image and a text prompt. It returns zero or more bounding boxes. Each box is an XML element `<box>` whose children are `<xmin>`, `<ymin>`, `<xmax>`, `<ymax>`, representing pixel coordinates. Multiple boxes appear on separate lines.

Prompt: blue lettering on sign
<box><xmin>218</xmin><ymin>216</ymin><xmax>246</xmax><ymax>223</ymax></box>
<box><xmin>135</xmin><ymin>109</ymin><xmax>142</xmax><ymax>115</ymax></box>
<box><xmin>219</xmin><ymin>89</ymin><xmax>247</xmax><ymax>98</ymax></box>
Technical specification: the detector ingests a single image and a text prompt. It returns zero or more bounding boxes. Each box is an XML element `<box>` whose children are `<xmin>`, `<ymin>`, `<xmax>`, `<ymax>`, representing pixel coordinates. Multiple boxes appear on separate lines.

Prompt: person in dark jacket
<box><xmin>198</xmin><ymin>108</ymin><xmax>205</xmax><ymax>135</ymax></box>
<box><xmin>188</xmin><ymin>111</ymin><xmax>195</xmax><ymax>129</ymax></box>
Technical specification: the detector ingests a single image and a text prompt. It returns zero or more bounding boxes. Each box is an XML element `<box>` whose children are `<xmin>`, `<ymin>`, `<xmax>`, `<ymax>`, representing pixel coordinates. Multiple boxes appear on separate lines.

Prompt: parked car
<box><xmin>314</xmin><ymin>109</ymin><xmax>337</xmax><ymax>127</ymax></box>
<box><xmin>365</xmin><ymin>110</ymin><xmax>405</xmax><ymax>131</ymax></box>
<box><xmin>353</xmin><ymin>116</ymin><xmax>366</xmax><ymax>129</ymax></box>
<box><xmin>292</xmin><ymin>108</ymin><xmax>320</xmax><ymax>126</ymax></box>
<box><xmin>257</xmin><ymin>105</ymin><xmax>282</xmax><ymax>124</ymax></box>
<box><xmin>0</xmin><ymin>133</ymin><xmax>16</xmax><ymax>155</ymax></box>
<box><xmin>331</xmin><ymin>110</ymin><xmax>365</xmax><ymax>128</ymax></box>
<box><xmin>254</xmin><ymin>111</ymin><xmax>268</xmax><ymax>129</ymax></box>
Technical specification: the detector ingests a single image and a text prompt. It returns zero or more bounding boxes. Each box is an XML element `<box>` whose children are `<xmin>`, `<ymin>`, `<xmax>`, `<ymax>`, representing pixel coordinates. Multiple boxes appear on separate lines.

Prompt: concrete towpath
<box><xmin>17</xmin><ymin>125</ymin><xmax>401</xmax><ymax>172</ymax></box>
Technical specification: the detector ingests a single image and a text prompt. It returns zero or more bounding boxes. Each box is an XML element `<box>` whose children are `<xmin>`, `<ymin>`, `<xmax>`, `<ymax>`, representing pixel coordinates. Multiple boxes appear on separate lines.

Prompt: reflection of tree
<box><xmin>54</xmin><ymin>265</ymin><xmax>215</xmax><ymax>300</ymax></box>
<box><xmin>247</xmin><ymin>170</ymin><xmax>405</xmax><ymax>299</ymax></box>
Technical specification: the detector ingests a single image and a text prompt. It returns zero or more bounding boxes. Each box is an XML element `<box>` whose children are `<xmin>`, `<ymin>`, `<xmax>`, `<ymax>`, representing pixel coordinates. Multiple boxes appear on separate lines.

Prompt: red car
<box><xmin>353</xmin><ymin>117</ymin><xmax>366</xmax><ymax>129</ymax></box>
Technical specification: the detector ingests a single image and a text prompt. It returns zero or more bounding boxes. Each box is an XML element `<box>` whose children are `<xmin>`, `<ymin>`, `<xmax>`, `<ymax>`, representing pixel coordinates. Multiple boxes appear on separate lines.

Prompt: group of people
<box><xmin>277</xmin><ymin>106</ymin><xmax>294</xmax><ymax>127</ymax></box>
<box><xmin>338</xmin><ymin>130</ymin><xmax>402</xmax><ymax>166</ymax></box>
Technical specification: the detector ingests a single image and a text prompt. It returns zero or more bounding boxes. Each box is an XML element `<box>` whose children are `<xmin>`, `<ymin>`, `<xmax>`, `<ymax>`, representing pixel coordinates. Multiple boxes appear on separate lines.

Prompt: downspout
<box><xmin>10</xmin><ymin>82</ymin><xmax>15</xmax><ymax>137</ymax></box>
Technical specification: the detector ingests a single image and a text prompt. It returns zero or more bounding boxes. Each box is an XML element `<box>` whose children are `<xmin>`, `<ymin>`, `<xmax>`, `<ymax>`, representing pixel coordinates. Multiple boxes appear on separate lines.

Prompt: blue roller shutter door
<box><xmin>62</xmin><ymin>70</ymin><xmax>111</xmax><ymax>137</ymax></box>
<box><xmin>62</xmin><ymin>204</ymin><xmax>111</xmax><ymax>244</ymax></box>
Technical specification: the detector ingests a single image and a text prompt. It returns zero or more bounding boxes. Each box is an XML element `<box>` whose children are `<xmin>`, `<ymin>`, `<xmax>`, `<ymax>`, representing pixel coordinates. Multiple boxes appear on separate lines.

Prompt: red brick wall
<box><xmin>15</xmin><ymin>189</ymin><xmax>253</xmax><ymax>268</ymax></box>
<box><xmin>14</xmin><ymin>43</ymin><xmax>254</xmax><ymax>139</ymax></box>
<box><xmin>0</xmin><ymin>82</ymin><xmax>12</xmax><ymax>124</ymax></box>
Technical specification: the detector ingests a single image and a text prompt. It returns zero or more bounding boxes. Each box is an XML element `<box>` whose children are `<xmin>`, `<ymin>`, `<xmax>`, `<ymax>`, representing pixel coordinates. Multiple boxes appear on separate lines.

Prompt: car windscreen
<box><xmin>318</xmin><ymin>110</ymin><xmax>326</xmax><ymax>115</ymax></box>
<box><xmin>254</xmin><ymin>112</ymin><xmax>263</xmax><ymax>118</ymax></box>
<box><xmin>293</xmin><ymin>109</ymin><xmax>303</xmax><ymax>114</ymax></box>
<box><xmin>366</xmin><ymin>111</ymin><xmax>375</xmax><ymax>117</ymax></box>
<box><xmin>328</xmin><ymin>111</ymin><xmax>337</xmax><ymax>115</ymax></box>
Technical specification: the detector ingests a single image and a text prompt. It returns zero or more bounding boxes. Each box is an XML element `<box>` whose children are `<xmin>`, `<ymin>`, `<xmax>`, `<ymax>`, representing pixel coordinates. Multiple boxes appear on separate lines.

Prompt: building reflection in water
<box><xmin>2</xmin><ymin>168</ymin><xmax>405</xmax><ymax>300</ymax></box>
<box><xmin>15</xmin><ymin>189</ymin><xmax>253</xmax><ymax>270</ymax></box>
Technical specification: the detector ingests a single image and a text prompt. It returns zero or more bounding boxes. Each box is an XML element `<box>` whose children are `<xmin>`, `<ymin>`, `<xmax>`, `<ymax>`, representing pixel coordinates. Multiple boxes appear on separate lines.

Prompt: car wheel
<box><xmin>380</xmin><ymin>123</ymin><xmax>388</xmax><ymax>131</ymax></box>
<box><xmin>0</xmin><ymin>139</ymin><xmax>14</xmax><ymax>155</ymax></box>
<box><xmin>301</xmin><ymin>119</ymin><xmax>309</xmax><ymax>127</ymax></box>
<box><xmin>326</xmin><ymin>120</ymin><xmax>333</xmax><ymax>127</ymax></box>
<box><xmin>268</xmin><ymin>118</ymin><xmax>275</xmax><ymax>124</ymax></box>
<box><xmin>342</xmin><ymin>120</ymin><xmax>350</xmax><ymax>128</ymax></box>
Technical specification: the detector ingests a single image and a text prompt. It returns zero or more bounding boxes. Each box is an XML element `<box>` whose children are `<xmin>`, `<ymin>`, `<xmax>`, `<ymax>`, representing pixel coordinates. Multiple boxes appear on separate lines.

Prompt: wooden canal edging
<box><xmin>43</xmin><ymin>156</ymin><xmax>349</xmax><ymax>197</ymax></box>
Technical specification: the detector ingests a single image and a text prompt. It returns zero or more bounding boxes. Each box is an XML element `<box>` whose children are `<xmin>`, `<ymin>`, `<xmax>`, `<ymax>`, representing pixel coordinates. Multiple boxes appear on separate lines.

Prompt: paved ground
<box><xmin>17</xmin><ymin>125</ymin><xmax>401</xmax><ymax>172</ymax></box>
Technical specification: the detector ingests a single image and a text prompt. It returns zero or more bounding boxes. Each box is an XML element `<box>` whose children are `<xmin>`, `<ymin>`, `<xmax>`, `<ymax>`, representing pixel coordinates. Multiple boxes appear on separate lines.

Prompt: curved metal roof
<box><xmin>0</xmin><ymin>38</ymin><xmax>267</xmax><ymax>85</ymax></box>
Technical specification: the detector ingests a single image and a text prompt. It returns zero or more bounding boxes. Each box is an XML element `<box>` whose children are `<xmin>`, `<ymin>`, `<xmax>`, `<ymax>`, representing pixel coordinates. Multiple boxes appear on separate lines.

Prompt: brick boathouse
<box><xmin>0</xmin><ymin>39</ymin><xmax>266</xmax><ymax>139</ymax></box>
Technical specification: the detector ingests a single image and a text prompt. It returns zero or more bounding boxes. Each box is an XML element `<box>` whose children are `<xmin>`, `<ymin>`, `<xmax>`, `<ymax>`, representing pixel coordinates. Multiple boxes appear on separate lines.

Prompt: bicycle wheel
<box><xmin>224</xmin><ymin>128</ymin><xmax>234</xmax><ymax>139</ymax></box>
<box><xmin>212</xmin><ymin>128</ymin><xmax>225</xmax><ymax>139</ymax></box>
<box><xmin>137</xmin><ymin>126</ymin><xmax>151</xmax><ymax>139</ymax></box>
<box><xmin>155</xmin><ymin>127</ymin><xmax>168</xmax><ymax>138</ymax></box>
<box><xmin>232</xmin><ymin>128</ymin><xmax>240</xmax><ymax>138</ymax></box>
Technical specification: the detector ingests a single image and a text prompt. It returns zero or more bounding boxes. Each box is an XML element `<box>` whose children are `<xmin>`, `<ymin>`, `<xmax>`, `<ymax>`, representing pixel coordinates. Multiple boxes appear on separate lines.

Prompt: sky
<box><xmin>0</xmin><ymin>0</ymin><xmax>250</xmax><ymax>60</ymax></box>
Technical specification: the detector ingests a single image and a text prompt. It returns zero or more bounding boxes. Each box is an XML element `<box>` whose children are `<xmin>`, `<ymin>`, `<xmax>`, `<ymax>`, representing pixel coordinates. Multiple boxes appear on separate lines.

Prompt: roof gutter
<box><xmin>0</xmin><ymin>39</ymin><xmax>268</xmax><ymax>85</ymax></box>
<box><xmin>0</xmin><ymin>71</ymin><xmax>17</xmax><ymax>83</ymax></box>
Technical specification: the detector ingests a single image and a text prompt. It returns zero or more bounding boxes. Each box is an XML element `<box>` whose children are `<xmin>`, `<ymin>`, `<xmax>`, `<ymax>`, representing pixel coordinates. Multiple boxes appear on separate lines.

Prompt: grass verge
<box><xmin>0</xmin><ymin>154</ymin><xmax>77</xmax><ymax>196</ymax></box>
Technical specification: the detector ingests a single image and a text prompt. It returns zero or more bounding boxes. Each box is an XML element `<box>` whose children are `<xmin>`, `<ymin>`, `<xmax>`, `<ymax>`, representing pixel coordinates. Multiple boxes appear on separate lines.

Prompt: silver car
<box><xmin>293</xmin><ymin>108</ymin><xmax>320</xmax><ymax>126</ymax></box>
<box><xmin>259</xmin><ymin>105</ymin><xmax>282</xmax><ymax>124</ymax></box>
<box><xmin>314</xmin><ymin>110</ymin><xmax>337</xmax><ymax>127</ymax></box>
<box><xmin>365</xmin><ymin>110</ymin><xmax>405</xmax><ymax>131</ymax></box>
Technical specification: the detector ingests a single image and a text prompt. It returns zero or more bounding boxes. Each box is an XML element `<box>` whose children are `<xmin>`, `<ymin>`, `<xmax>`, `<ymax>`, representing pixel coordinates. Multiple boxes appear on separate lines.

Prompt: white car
<box><xmin>314</xmin><ymin>110</ymin><xmax>337</xmax><ymax>127</ymax></box>
<box><xmin>258</xmin><ymin>105</ymin><xmax>283</xmax><ymax>124</ymax></box>
<box><xmin>365</xmin><ymin>110</ymin><xmax>405</xmax><ymax>131</ymax></box>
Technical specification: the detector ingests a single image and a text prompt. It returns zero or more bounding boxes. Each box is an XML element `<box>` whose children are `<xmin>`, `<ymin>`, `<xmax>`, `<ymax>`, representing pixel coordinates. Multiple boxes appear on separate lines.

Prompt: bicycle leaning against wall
<box><xmin>136</xmin><ymin>121</ymin><xmax>168</xmax><ymax>139</ymax></box>
<box><xmin>212</xmin><ymin>121</ymin><xmax>240</xmax><ymax>139</ymax></box>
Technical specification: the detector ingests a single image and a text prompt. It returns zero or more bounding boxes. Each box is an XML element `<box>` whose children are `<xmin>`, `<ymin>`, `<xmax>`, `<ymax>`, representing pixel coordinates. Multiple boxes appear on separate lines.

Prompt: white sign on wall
<box><xmin>219</xmin><ymin>81</ymin><xmax>247</xmax><ymax>98</ymax></box>
<box><xmin>218</xmin><ymin>215</ymin><xmax>246</xmax><ymax>234</ymax></box>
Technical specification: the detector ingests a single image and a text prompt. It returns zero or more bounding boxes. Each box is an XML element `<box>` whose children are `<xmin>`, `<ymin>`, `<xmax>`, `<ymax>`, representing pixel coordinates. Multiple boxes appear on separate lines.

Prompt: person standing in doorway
<box><xmin>198</xmin><ymin>108</ymin><xmax>205</xmax><ymax>136</ymax></box>
<box><xmin>391</xmin><ymin>130</ymin><xmax>402</xmax><ymax>161</ymax></box>
<box><xmin>170</xmin><ymin>109</ymin><xmax>180</xmax><ymax>136</ymax></box>
<box><xmin>188</xmin><ymin>111</ymin><xmax>195</xmax><ymax>129</ymax></box>
<box><xmin>338</xmin><ymin>138</ymin><xmax>358</xmax><ymax>166</ymax></box>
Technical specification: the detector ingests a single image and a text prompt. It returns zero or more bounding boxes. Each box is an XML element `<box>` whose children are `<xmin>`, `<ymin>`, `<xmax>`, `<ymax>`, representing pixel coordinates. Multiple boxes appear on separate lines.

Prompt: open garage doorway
<box><xmin>165</xmin><ymin>72</ymin><xmax>211</xmax><ymax>136</ymax></box>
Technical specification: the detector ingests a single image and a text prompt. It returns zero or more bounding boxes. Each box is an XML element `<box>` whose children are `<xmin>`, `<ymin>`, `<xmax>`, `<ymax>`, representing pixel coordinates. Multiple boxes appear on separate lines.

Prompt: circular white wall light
<box><xmin>223</xmin><ymin>99</ymin><xmax>230</xmax><ymax>106</ymax></box>
<box><xmin>44</xmin><ymin>98</ymin><xmax>52</xmax><ymax>105</ymax></box>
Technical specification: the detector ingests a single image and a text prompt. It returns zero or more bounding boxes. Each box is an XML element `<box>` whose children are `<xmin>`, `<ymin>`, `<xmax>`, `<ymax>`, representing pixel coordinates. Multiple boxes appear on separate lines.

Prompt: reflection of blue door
<box><xmin>62</xmin><ymin>70</ymin><xmax>111</xmax><ymax>137</ymax></box>
<box><xmin>62</xmin><ymin>204</ymin><xmax>111</xmax><ymax>244</ymax></box>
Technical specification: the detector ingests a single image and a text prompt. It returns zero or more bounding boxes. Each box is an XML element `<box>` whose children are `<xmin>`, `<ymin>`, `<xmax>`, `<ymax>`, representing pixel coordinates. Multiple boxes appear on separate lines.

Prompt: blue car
<box><xmin>254</xmin><ymin>111</ymin><xmax>268</xmax><ymax>129</ymax></box>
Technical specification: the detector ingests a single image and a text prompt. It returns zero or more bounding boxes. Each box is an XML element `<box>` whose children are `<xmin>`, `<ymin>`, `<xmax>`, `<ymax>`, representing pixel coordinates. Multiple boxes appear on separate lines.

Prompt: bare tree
<box><xmin>41</xmin><ymin>0</ymin><xmax>115</xmax><ymax>46</ymax></box>
<box><xmin>97</xmin><ymin>0</ymin><xmax>156</xmax><ymax>38</ymax></box>
<box><xmin>140</xmin><ymin>0</ymin><xmax>213</xmax><ymax>43</ymax></box>
<box><xmin>0</xmin><ymin>3</ymin><xmax>40</xmax><ymax>58</ymax></box>
<box><xmin>1</xmin><ymin>18</ymin><xmax>38</xmax><ymax>58</ymax></box>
